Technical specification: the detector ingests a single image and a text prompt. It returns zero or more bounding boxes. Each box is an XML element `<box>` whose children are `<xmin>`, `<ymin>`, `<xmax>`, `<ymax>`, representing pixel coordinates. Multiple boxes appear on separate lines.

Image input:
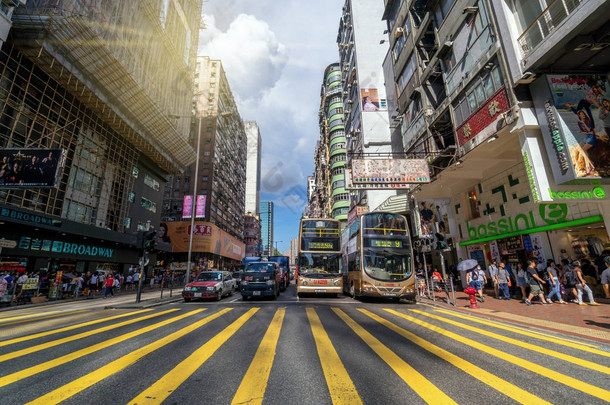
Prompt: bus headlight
<box><xmin>302</xmin><ymin>280</ymin><xmax>307</xmax><ymax>286</ymax></box>
<box><xmin>241</xmin><ymin>280</ymin><xmax>248</xmax><ymax>286</ymax></box>
<box><xmin>333</xmin><ymin>280</ymin><xmax>339</xmax><ymax>286</ymax></box>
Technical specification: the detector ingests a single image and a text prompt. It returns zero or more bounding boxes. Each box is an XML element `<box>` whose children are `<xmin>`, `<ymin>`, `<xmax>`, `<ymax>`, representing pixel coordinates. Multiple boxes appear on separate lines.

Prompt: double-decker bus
<box><xmin>296</xmin><ymin>218</ymin><xmax>342</xmax><ymax>296</ymax></box>
<box><xmin>342</xmin><ymin>212</ymin><xmax>415</xmax><ymax>301</ymax></box>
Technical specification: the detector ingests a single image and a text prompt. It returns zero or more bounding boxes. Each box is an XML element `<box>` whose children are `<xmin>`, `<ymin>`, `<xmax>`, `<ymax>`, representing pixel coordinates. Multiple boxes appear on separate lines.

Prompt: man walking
<box><xmin>525</xmin><ymin>259</ymin><xmax>550</xmax><ymax>306</ymax></box>
<box><xmin>488</xmin><ymin>260</ymin><xmax>500</xmax><ymax>299</ymax></box>
<box><xmin>601</xmin><ymin>256</ymin><xmax>610</xmax><ymax>299</ymax></box>
<box><xmin>496</xmin><ymin>262</ymin><xmax>511</xmax><ymax>300</ymax></box>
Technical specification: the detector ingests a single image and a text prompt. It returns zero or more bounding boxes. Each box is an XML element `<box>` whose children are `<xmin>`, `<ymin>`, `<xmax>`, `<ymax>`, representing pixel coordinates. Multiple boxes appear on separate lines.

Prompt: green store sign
<box><xmin>460</xmin><ymin>203</ymin><xmax>603</xmax><ymax>246</ymax></box>
<box><xmin>548</xmin><ymin>187</ymin><xmax>606</xmax><ymax>200</ymax></box>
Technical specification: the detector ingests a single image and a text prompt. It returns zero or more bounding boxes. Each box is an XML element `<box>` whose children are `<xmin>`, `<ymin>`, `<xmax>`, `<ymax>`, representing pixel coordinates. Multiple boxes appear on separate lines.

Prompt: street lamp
<box><xmin>169</xmin><ymin>113</ymin><xmax>202</xmax><ymax>284</ymax></box>
<box><xmin>274</xmin><ymin>241</ymin><xmax>283</xmax><ymax>255</ymax></box>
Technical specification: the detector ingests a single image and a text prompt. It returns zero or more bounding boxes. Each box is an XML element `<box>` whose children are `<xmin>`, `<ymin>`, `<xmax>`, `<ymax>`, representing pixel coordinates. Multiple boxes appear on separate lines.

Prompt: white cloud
<box><xmin>199</xmin><ymin>14</ymin><xmax>288</xmax><ymax>102</ymax></box>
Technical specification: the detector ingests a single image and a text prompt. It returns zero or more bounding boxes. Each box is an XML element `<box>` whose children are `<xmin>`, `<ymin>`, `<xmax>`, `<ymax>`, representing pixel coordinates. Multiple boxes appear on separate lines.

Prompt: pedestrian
<box><xmin>126</xmin><ymin>273</ymin><xmax>133</xmax><ymax>291</ymax></box>
<box><xmin>467</xmin><ymin>265</ymin><xmax>485</xmax><ymax>302</ymax></box>
<box><xmin>496</xmin><ymin>262</ymin><xmax>511</xmax><ymax>300</ymax></box>
<box><xmin>104</xmin><ymin>273</ymin><xmax>115</xmax><ymax>298</ymax></box>
<box><xmin>524</xmin><ymin>259</ymin><xmax>550</xmax><ymax>306</ymax></box>
<box><xmin>431</xmin><ymin>268</ymin><xmax>443</xmax><ymax>292</ymax></box>
<box><xmin>415</xmin><ymin>262</ymin><xmax>426</xmax><ymax>297</ymax></box>
<box><xmin>573</xmin><ymin>261</ymin><xmax>600</xmax><ymax>306</ymax></box>
<box><xmin>488</xmin><ymin>260</ymin><xmax>500</xmax><ymax>299</ymax></box>
<box><xmin>89</xmin><ymin>272</ymin><xmax>98</xmax><ymax>295</ymax></box>
<box><xmin>515</xmin><ymin>263</ymin><xmax>527</xmax><ymax>301</ymax></box>
<box><xmin>545</xmin><ymin>259</ymin><xmax>566</xmax><ymax>304</ymax></box>
<box><xmin>477</xmin><ymin>265</ymin><xmax>487</xmax><ymax>295</ymax></box>
<box><xmin>600</xmin><ymin>256</ymin><xmax>610</xmax><ymax>299</ymax></box>
<box><xmin>560</xmin><ymin>258</ymin><xmax>577</xmax><ymax>302</ymax></box>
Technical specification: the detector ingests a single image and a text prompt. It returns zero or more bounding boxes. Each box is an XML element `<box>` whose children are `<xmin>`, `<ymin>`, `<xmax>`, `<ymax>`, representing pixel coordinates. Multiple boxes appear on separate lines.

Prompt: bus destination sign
<box><xmin>306</xmin><ymin>240</ymin><xmax>339</xmax><ymax>251</ymax></box>
<box><xmin>367</xmin><ymin>239</ymin><xmax>403</xmax><ymax>248</ymax></box>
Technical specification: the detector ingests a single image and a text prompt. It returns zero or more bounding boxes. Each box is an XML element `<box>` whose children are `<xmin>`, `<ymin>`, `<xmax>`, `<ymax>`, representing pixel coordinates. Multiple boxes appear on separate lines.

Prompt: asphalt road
<box><xmin>1</xmin><ymin>283</ymin><xmax>609</xmax><ymax>405</ymax></box>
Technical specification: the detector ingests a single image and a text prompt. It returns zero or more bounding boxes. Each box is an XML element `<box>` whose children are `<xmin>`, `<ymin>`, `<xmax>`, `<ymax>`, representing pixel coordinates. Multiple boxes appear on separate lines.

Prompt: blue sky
<box><xmin>199</xmin><ymin>1</ymin><xmax>344</xmax><ymax>253</ymax></box>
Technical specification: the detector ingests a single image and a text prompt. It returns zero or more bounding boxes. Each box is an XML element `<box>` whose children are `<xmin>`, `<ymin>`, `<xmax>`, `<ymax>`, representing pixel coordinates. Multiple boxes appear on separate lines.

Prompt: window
<box><xmin>397</xmin><ymin>53</ymin><xmax>417</xmax><ymax>94</ymax></box>
<box><xmin>128</xmin><ymin>192</ymin><xmax>135</xmax><ymax>203</ymax></box>
<box><xmin>452</xmin><ymin>64</ymin><xmax>504</xmax><ymax>126</ymax></box>
<box><xmin>207</xmin><ymin>127</ymin><xmax>212</xmax><ymax>132</ymax></box>
<box><xmin>144</xmin><ymin>174</ymin><xmax>160</xmax><ymax>191</ymax></box>
<box><xmin>132</xmin><ymin>166</ymin><xmax>139</xmax><ymax>178</ymax></box>
<box><xmin>124</xmin><ymin>217</ymin><xmax>131</xmax><ymax>228</ymax></box>
<box><xmin>141</xmin><ymin>197</ymin><xmax>157</xmax><ymax>213</ymax></box>
<box><xmin>202</xmin><ymin>176</ymin><xmax>209</xmax><ymax>181</ymax></box>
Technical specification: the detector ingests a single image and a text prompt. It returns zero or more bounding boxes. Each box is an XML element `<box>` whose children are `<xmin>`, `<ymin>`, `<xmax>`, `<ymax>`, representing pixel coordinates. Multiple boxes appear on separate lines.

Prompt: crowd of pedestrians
<box><xmin>464</xmin><ymin>256</ymin><xmax>610</xmax><ymax>306</ymax></box>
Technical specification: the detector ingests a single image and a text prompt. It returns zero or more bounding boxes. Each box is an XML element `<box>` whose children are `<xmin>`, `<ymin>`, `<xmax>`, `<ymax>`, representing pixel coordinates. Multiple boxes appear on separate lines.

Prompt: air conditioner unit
<box><xmin>395</xmin><ymin>27</ymin><xmax>404</xmax><ymax>38</ymax></box>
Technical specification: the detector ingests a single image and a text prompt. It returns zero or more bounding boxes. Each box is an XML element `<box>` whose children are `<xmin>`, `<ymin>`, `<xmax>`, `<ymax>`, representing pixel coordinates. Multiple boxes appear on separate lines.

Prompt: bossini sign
<box><xmin>462</xmin><ymin>203</ymin><xmax>602</xmax><ymax>245</ymax></box>
<box><xmin>548</xmin><ymin>187</ymin><xmax>606</xmax><ymax>200</ymax></box>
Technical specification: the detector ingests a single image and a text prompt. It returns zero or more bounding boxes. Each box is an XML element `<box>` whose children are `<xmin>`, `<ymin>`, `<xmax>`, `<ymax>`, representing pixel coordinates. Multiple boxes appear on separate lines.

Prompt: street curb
<box><xmin>417</xmin><ymin>296</ymin><xmax>610</xmax><ymax>344</ymax></box>
<box><xmin>104</xmin><ymin>297</ymin><xmax>184</xmax><ymax>309</ymax></box>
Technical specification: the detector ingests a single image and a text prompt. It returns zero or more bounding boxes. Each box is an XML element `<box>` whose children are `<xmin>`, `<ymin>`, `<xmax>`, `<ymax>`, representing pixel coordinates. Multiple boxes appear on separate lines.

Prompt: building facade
<box><xmin>0</xmin><ymin>1</ymin><xmax>201</xmax><ymax>279</ymax></box>
<box><xmin>260</xmin><ymin>201</ymin><xmax>273</xmax><ymax>256</ymax></box>
<box><xmin>244</xmin><ymin>213</ymin><xmax>262</xmax><ymax>258</ymax></box>
<box><xmin>161</xmin><ymin>57</ymin><xmax>247</xmax><ymax>270</ymax></box>
<box><xmin>244</xmin><ymin>121</ymin><xmax>262</xmax><ymax>216</ymax></box>
<box><xmin>339</xmin><ymin>0</ymin><xmax>397</xmax><ymax>215</ymax></box>
<box><xmin>381</xmin><ymin>0</ymin><xmax>610</xmax><ymax>274</ymax></box>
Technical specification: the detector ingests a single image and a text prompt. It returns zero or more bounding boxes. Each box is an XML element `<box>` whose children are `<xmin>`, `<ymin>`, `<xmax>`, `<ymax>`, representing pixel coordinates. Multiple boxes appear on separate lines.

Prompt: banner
<box><xmin>533</xmin><ymin>74</ymin><xmax>610</xmax><ymax>183</ymax></box>
<box><xmin>161</xmin><ymin>221</ymin><xmax>244</xmax><ymax>261</ymax></box>
<box><xmin>182</xmin><ymin>195</ymin><xmax>193</xmax><ymax>218</ymax></box>
<box><xmin>350</xmin><ymin>159</ymin><xmax>430</xmax><ymax>186</ymax></box>
<box><xmin>0</xmin><ymin>148</ymin><xmax>64</xmax><ymax>188</ymax></box>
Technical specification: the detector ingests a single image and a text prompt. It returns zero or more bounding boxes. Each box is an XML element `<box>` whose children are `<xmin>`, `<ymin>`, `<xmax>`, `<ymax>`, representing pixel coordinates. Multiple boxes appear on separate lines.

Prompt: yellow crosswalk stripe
<box><xmin>385</xmin><ymin>309</ymin><xmax>610</xmax><ymax>401</ymax></box>
<box><xmin>127</xmin><ymin>308</ymin><xmax>258</xmax><ymax>405</ymax></box>
<box><xmin>231</xmin><ymin>308</ymin><xmax>285</xmax><ymax>405</ymax></box>
<box><xmin>0</xmin><ymin>309</ymin><xmax>205</xmax><ymax>388</ymax></box>
<box><xmin>0</xmin><ymin>309</ymin><xmax>178</xmax><ymax>362</ymax></box>
<box><xmin>409</xmin><ymin>308</ymin><xmax>610</xmax><ymax>374</ymax></box>
<box><xmin>431</xmin><ymin>307</ymin><xmax>606</xmax><ymax>354</ymax></box>
<box><xmin>308</xmin><ymin>308</ymin><xmax>363</xmax><ymax>405</ymax></box>
<box><xmin>333</xmin><ymin>308</ymin><xmax>455</xmax><ymax>405</ymax></box>
<box><xmin>26</xmin><ymin>308</ymin><xmax>231</xmax><ymax>405</ymax></box>
<box><xmin>0</xmin><ymin>309</ymin><xmax>153</xmax><ymax>348</ymax></box>
<box><xmin>358</xmin><ymin>309</ymin><xmax>550</xmax><ymax>404</ymax></box>
<box><xmin>0</xmin><ymin>310</ymin><xmax>63</xmax><ymax>323</ymax></box>
<box><xmin>0</xmin><ymin>310</ymin><xmax>89</xmax><ymax>327</ymax></box>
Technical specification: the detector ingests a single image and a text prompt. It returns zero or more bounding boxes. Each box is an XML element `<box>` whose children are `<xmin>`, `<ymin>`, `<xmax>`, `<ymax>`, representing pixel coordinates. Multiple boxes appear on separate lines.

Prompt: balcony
<box><xmin>517</xmin><ymin>0</ymin><xmax>583</xmax><ymax>56</ymax></box>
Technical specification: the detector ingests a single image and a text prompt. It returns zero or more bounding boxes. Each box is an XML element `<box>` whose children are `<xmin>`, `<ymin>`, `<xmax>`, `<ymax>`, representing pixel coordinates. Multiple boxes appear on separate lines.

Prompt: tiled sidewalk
<box><xmin>420</xmin><ymin>288</ymin><xmax>610</xmax><ymax>344</ymax></box>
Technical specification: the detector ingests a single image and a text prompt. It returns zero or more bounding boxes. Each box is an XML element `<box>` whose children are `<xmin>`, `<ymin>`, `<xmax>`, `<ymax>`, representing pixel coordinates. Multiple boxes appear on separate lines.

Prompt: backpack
<box><xmin>524</xmin><ymin>269</ymin><xmax>532</xmax><ymax>284</ymax></box>
<box><xmin>565</xmin><ymin>267</ymin><xmax>577</xmax><ymax>285</ymax></box>
<box><xmin>470</xmin><ymin>270</ymin><xmax>479</xmax><ymax>281</ymax></box>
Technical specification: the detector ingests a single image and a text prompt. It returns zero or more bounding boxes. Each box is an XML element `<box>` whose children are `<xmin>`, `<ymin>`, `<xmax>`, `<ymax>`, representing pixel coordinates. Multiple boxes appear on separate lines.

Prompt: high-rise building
<box><xmin>320</xmin><ymin>63</ymin><xmax>350</xmax><ymax>222</ymax></box>
<box><xmin>382</xmin><ymin>1</ymin><xmax>610</xmax><ymax>270</ymax></box>
<box><xmin>0</xmin><ymin>1</ymin><xmax>201</xmax><ymax>278</ymax></box>
<box><xmin>0</xmin><ymin>0</ymin><xmax>25</xmax><ymax>46</ymax></box>
<box><xmin>260</xmin><ymin>201</ymin><xmax>274</xmax><ymax>256</ymax></box>
<box><xmin>338</xmin><ymin>0</ymin><xmax>397</xmax><ymax>214</ymax></box>
<box><xmin>162</xmin><ymin>57</ymin><xmax>247</xmax><ymax>270</ymax></box>
<box><xmin>244</xmin><ymin>213</ymin><xmax>262</xmax><ymax>257</ymax></box>
<box><xmin>244</xmin><ymin>121</ymin><xmax>262</xmax><ymax>216</ymax></box>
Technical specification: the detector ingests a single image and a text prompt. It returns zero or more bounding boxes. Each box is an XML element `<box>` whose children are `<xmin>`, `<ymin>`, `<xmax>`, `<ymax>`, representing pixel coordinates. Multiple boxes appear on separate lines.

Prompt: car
<box><xmin>232</xmin><ymin>271</ymin><xmax>243</xmax><ymax>290</ymax></box>
<box><xmin>182</xmin><ymin>271</ymin><xmax>235</xmax><ymax>302</ymax></box>
<box><xmin>268</xmin><ymin>256</ymin><xmax>290</xmax><ymax>291</ymax></box>
<box><xmin>240</xmin><ymin>262</ymin><xmax>281</xmax><ymax>300</ymax></box>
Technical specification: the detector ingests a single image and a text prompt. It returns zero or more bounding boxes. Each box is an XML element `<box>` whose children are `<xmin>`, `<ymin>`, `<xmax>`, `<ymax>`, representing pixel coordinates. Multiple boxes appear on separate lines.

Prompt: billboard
<box><xmin>161</xmin><ymin>221</ymin><xmax>244</xmax><ymax>261</ymax></box>
<box><xmin>0</xmin><ymin>148</ymin><xmax>64</xmax><ymax>188</ymax></box>
<box><xmin>533</xmin><ymin>74</ymin><xmax>610</xmax><ymax>183</ymax></box>
<box><xmin>182</xmin><ymin>195</ymin><xmax>206</xmax><ymax>219</ymax></box>
<box><xmin>350</xmin><ymin>159</ymin><xmax>430</xmax><ymax>185</ymax></box>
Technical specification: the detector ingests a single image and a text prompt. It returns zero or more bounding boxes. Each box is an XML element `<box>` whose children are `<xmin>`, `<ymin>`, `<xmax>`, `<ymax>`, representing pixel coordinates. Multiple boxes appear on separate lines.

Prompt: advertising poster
<box><xmin>361</xmin><ymin>88</ymin><xmax>380</xmax><ymax>111</ymax></box>
<box><xmin>546</xmin><ymin>74</ymin><xmax>610</xmax><ymax>179</ymax></box>
<box><xmin>0</xmin><ymin>148</ymin><xmax>64</xmax><ymax>188</ymax></box>
<box><xmin>182</xmin><ymin>195</ymin><xmax>193</xmax><ymax>219</ymax></box>
<box><xmin>161</xmin><ymin>221</ymin><xmax>244</xmax><ymax>261</ymax></box>
<box><xmin>195</xmin><ymin>195</ymin><xmax>206</xmax><ymax>218</ymax></box>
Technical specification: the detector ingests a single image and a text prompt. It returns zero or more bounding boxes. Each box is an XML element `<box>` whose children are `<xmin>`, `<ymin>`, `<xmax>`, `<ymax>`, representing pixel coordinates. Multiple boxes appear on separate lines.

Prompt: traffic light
<box><xmin>143</xmin><ymin>230</ymin><xmax>156</xmax><ymax>252</ymax></box>
<box><xmin>435</xmin><ymin>233</ymin><xmax>447</xmax><ymax>250</ymax></box>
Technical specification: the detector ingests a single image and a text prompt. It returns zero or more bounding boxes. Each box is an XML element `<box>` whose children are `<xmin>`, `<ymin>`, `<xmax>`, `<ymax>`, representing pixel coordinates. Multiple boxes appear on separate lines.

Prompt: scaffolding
<box><xmin>11</xmin><ymin>0</ymin><xmax>202</xmax><ymax>173</ymax></box>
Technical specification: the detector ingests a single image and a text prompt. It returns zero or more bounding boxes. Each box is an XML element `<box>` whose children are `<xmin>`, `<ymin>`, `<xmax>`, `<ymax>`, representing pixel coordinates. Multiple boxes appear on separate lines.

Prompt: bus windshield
<box><xmin>362</xmin><ymin>249</ymin><xmax>412</xmax><ymax>281</ymax></box>
<box><xmin>298</xmin><ymin>253</ymin><xmax>341</xmax><ymax>277</ymax></box>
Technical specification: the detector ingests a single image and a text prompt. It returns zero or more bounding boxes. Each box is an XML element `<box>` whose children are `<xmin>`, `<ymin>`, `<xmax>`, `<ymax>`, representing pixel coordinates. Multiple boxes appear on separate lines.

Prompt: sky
<box><xmin>198</xmin><ymin>0</ymin><xmax>344</xmax><ymax>254</ymax></box>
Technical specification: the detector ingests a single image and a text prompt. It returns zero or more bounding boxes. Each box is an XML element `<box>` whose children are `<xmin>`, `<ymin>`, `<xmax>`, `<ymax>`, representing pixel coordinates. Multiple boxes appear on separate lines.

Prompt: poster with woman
<box><xmin>361</xmin><ymin>88</ymin><xmax>380</xmax><ymax>111</ymax></box>
<box><xmin>547</xmin><ymin>74</ymin><xmax>610</xmax><ymax>178</ymax></box>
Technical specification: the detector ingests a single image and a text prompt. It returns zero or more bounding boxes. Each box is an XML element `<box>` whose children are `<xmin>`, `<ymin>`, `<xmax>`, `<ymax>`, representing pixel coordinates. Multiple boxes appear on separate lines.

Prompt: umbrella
<box><xmin>457</xmin><ymin>259</ymin><xmax>478</xmax><ymax>272</ymax></box>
